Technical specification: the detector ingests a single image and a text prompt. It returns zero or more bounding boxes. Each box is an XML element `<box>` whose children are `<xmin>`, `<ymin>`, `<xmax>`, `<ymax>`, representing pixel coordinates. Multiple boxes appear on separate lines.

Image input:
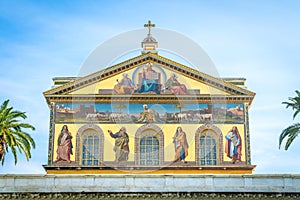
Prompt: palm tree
<box><xmin>113</xmin><ymin>103</ymin><xmax>127</xmax><ymax>113</ymax></box>
<box><xmin>279</xmin><ymin>90</ymin><xmax>300</xmax><ymax>150</ymax></box>
<box><xmin>174</xmin><ymin>103</ymin><xmax>185</xmax><ymax>113</ymax></box>
<box><xmin>0</xmin><ymin>100</ymin><xmax>35</xmax><ymax>165</ymax></box>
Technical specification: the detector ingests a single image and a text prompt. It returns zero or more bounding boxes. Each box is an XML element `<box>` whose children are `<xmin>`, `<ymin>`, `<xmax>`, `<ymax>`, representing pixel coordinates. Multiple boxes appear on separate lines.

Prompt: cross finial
<box><xmin>144</xmin><ymin>20</ymin><xmax>155</xmax><ymax>35</ymax></box>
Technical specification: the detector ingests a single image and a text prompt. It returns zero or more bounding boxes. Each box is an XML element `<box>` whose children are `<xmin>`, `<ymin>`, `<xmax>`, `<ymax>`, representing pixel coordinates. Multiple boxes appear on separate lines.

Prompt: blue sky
<box><xmin>0</xmin><ymin>0</ymin><xmax>300</xmax><ymax>174</ymax></box>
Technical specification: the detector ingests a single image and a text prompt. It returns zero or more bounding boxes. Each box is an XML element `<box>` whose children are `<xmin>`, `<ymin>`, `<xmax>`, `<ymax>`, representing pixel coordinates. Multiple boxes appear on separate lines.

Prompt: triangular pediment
<box><xmin>44</xmin><ymin>53</ymin><xmax>255</xmax><ymax>99</ymax></box>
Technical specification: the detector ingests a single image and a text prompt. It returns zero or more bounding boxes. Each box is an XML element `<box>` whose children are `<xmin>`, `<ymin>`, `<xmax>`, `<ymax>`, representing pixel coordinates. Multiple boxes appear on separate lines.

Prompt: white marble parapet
<box><xmin>0</xmin><ymin>174</ymin><xmax>299</xmax><ymax>193</ymax></box>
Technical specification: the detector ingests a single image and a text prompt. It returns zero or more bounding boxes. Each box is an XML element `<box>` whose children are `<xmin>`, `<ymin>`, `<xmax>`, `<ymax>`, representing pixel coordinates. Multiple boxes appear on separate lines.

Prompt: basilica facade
<box><xmin>43</xmin><ymin>22</ymin><xmax>255</xmax><ymax>174</ymax></box>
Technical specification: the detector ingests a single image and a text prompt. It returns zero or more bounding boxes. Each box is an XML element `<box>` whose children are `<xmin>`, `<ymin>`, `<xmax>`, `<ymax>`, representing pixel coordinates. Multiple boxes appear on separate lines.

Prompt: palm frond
<box><xmin>15</xmin><ymin>131</ymin><xmax>35</xmax><ymax>150</ymax></box>
<box><xmin>17</xmin><ymin>140</ymin><xmax>32</xmax><ymax>161</ymax></box>
<box><xmin>0</xmin><ymin>100</ymin><xmax>35</xmax><ymax>164</ymax></box>
<box><xmin>295</xmin><ymin>90</ymin><xmax>300</xmax><ymax>97</ymax></box>
<box><xmin>15</xmin><ymin>141</ymin><xmax>22</xmax><ymax>154</ymax></box>
<box><xmin>279</xmin><ymin>123</ymin><xmax>300</xmax><ymax>150</ymax></box>
<box><xmin>293</xmin><ymin>110</ymin><xmax>300</xmax><ymax>120</ymax></box>
<box><xmin>282</xmin><ymin>90</ymin><xmax>300</xmax><ymax>118</ymax></box>
<box><xmin>15</xmin><ymin>123</ymin><xmax>35</xmax><ymax>131</ymax></box>
<box><xmin>7</xmin><ymin>111</ymin><xmax>26</xmax><ymax>120</ymax></box>
<box><xmin>0</xmin><ymin>107</ymin><xmax>13</xmax><ymax>122</ymax></box>
<box><xmin>1</xmin><ymin>154</ymin><xmax>5</xmax><ymax>165</ymax></box>
<box><xmin>284</xmin><ymin>132</ymin><xmax>299</xmax><ymax>150</ymax></box>
<box><xmin>0</xmin><ymin>100</ymin><xmax>9</xmax><ymax>113</ymax></box>
<box><xmin>3</xmin><ymin>132</ymin><xmax>12</xmax><ymax>148</ymax></box>
<box><xmin>10</xmin><ymin>145</ymin><xmax>18</xmax><ymax>165</ymax></box>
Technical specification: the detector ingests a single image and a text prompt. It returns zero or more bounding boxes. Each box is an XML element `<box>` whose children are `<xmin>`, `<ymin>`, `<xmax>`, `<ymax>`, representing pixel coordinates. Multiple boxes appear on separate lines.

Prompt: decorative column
<box><xmin>47</xmin><ymin>102</ymin><xmax>55</xmax><ymax>165</ymax></box>
<box><xmin>244</xmin><ymin>103</ymin><xmax>251</xmax><ymax>165</ymax></box>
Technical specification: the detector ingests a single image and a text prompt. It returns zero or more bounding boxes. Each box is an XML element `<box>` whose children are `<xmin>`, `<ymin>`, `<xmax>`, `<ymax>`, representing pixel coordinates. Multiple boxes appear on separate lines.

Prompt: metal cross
<box><xmin>144</xmin><ymin>20</ymin><xmax>155</xmax><ymax>35</ymax></box>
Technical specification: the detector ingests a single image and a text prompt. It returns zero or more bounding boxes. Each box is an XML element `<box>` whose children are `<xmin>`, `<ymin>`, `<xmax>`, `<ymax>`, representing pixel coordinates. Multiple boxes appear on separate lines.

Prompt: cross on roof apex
<box><xmin>144</xmin><ymin>20</ymin><xmax>155</xmax><ymax>36</ymax></box>
<box><xmin>141</xmin><ymin>20</ymin><xmax>158</xmax><ymax>54</ymax></box>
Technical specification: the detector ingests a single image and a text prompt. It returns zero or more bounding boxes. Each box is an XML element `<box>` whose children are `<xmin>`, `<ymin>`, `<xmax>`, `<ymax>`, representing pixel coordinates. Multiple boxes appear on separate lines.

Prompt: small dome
<box><xmin>143</xmin><ymin>35</ymin><xmax>157</xmax><ymax>43</ymax></box>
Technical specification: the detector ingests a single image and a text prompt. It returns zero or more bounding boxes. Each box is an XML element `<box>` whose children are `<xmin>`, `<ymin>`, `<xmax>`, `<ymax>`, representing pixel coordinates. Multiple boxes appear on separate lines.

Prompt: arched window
<box><xmin>81</xmin><ymin>129</ymin><xmax>100</xmax><ymax>165</ymax></box>
<box><xmin>199</xmin><ymin>132</ymin><xmax>217</xmax><ymax>165</ymax></box>
<box><xmin>76</xmin><ymin>125</ymin><xmax>104</xmax><ymax>166</ymax></box>
<box><xmin>140</xmin><ymin>132</ymin><xmax>159</xmax><ymax>166</ymax></box>
<box><xmin>195</xmin><ymin>124</ymin><xmax>223</xmax><ymax>166</ymax></box>
<box><xmin>135</xmin><ymin>124</ymin><xmax>164</xmax><ymax>166</ymax></box>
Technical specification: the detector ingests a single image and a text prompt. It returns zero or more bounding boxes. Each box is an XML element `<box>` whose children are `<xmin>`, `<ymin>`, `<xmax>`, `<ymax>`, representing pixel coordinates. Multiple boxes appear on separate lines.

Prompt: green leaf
<box><xmin>279</xmin><ymin>123</ymin><xmax>300</xmax><ymax>150</ymax></box>
<box><xmin>293</xmin><ymin>110</ymin><xmax>300</xmax><ymax>120</ymax></box>
<box><xmin>285</xmin><ymin>133</ymin><xmax>298</xmax><ymax>150</ymax></box>
<box><xmin>0</xmin><ymin>99</ymin><xmax>35</xmax><ymax>165</ymax></box>
<box><xmin>10</xmin><ymin>145</ymin><xmax>18</xmax><ymax>165</ymax></box>
<box><xmin>282</xmin><ymin>90</ymin><xmax>300</xmax><ymax>121</ymax></box>
<box><xmin>0</xmin><ymin>100</ymin><xmax>9</xmax><ymax>114</ymax></box>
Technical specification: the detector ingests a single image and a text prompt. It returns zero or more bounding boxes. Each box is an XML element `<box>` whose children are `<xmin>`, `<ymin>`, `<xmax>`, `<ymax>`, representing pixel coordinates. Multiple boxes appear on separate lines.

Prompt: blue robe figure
<box><xmin>138</xmin><ymin>64</ymin><xmax>160</xmax><ymax>94</ymax></box>
<box><xmin>138</xmin><ymin>78</ymin><xmax>160</xmax><ymax>94</ymax></box>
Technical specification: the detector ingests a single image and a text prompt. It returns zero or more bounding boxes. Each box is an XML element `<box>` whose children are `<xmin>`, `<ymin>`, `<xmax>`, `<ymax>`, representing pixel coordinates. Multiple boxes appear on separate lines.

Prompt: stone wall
<box><xmin>0</xmin><ymin>174</ymin><xmax>299</xmax><ymax>194</ymax></box>
<box><xmin>0</xmin><ymin>192</ymin><xmax>299</xmax><ymax>199</ymax></box>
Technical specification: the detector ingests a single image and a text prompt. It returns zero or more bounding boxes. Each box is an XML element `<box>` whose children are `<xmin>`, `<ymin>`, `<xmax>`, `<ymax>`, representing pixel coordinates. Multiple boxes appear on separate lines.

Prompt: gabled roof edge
<box><xmin>43</xmin><ymin>52</ymin><xmax>255</xmax><ymax>98</ymax></box>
